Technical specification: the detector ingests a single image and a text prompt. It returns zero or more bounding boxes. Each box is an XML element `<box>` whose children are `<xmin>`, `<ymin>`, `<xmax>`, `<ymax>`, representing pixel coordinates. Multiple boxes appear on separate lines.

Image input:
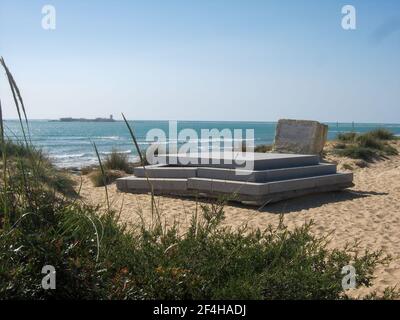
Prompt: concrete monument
<box><xmin>273</xmin><ymin>119</ymin><xmax>328</xmax><ymax>155</ymax></box>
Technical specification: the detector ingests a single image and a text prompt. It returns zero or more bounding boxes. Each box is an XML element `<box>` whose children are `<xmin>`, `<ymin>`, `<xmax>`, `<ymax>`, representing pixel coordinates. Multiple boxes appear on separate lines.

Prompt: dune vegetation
<box><xmin>332</xmin><ymin>129</ymin><xmax>398</xmax><ymax>161</ymax></box>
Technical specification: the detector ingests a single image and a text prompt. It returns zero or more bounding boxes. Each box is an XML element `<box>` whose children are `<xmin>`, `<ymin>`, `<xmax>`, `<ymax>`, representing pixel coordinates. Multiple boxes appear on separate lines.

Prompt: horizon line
<box><xmin>3</xmin><ymin>118</ymin><xmax>400</xmax><ymax>125</ymax></box>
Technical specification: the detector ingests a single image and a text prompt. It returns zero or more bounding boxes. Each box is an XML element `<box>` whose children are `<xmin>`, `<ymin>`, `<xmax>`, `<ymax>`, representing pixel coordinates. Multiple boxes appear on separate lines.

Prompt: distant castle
<box><xmin>58</xmin><ymin>115</ymin><xmax>116</xmax><ymax>122</ymax></box>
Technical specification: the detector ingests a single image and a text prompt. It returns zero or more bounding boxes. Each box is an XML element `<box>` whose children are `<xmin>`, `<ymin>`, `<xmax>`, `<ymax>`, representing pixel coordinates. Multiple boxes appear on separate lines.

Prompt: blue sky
<box><xmin>0</xmin><ymin>0</ymin><xmax>400</xmax><ymax>122</ymax></box>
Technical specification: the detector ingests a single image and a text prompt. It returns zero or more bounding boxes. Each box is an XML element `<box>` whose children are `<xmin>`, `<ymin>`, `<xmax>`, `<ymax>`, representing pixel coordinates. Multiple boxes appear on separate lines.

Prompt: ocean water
<box><xmin>4</xmin><ymin>120</ymin><xmax>400</xmax><ymax>168</ymax></box>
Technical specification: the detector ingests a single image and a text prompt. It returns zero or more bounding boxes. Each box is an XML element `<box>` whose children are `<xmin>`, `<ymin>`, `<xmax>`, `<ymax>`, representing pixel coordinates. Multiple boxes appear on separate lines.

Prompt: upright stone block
<box><xmin>273</xmin><ymin>119</ymin><xmax>328</xmax><ymax>155</ymax></box>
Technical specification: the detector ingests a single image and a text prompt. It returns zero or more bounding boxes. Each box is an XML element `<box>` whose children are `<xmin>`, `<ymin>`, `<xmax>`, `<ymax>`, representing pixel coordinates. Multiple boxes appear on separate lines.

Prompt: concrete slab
<box><xmin>189</xmin><ymin>173</ymin><xmax>352</xmax><ymax>196</ymax></box>
<box><xmin>117</xmin><ymin>177</ymin><xmax>188</xmax><ymax>193</ymax></box>
<box><xmin>158</xmin><ymin>152</ymin><xmax>319</xmax><ymax>170</ymax></box>
<box><xmin>273</xmin><ymin>119</ymin><xmax>328</xmax><ymax>155</ymax></box>
<box><xmin>134</xmin><ymin>165</ymin><xmax>198</xmax><ymax>178</ymax></box>
<box><xmin>187</xmin><ymin>178</ymin><xmax>266</xmax><ymax>196</ymax></box>
<box><xmin>116</xmin><ymin>150</ymin><xmax>353</xmax><ymax>206</ymax></box>
<box><xmin>197</xmin><ymin>163</ymin><xmax>337</xmax><ymax>182</ymax></box>
<box><xmin>116</xmin><ymin>172</ymin><xmax>353</xmax><ymax>205</ymax></box>
<box><xmin>260</xmin><ymin>163</ymin><xmax>337</xmax><ymax>182</ymax></box>
<box><xmin>243</xmin><ymin>182</ymin><xmax>354</xmax><ymax>205</ymax></box>
<box><xmin>187</xmin><ymin>174</ymin><xmax>353</xmax><ymax>205</ymax></box>
<box><xmin>264</xmin><ymin>173</ymin><xmax>353</xmax><ymax>194</ymax></box>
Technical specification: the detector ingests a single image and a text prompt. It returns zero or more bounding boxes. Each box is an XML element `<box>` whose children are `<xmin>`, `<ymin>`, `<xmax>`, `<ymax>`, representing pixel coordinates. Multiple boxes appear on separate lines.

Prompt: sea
<box><xmin>3</xmin><ymin>120</ymin><xmax>400</xmax><ymax>168</ymax></box>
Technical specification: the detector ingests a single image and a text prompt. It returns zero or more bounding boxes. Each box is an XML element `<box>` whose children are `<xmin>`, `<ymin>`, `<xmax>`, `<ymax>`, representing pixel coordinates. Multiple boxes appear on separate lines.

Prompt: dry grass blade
<box><xmin>0</xmin><ymin>57</ymin><xmax>30</xmax><ymax>137</ymax></box>
<box><xmin>121</xmin><ymin>114</ymin><xmax>144</xmax><ymax>165</ymax></box>
<box><xmin>92</xmin><ymin>141</ymin><xmax>110</xmax><ymax>212</ymax></box>
<box><xmin>121</xmin><ymin>113</ymin><xmax>160</xmax><ymax>224</ymax></box>
<box><xmin>0</xmin><ymin>96</ymin><xmax>8</xmax><ymax>222</ymax></box>
<box><xmin>0</xmin><ymin>98</ymin><xmax>3</xmax><ymax>143</ymax></box>
<box><xmin>0</xmin><ymin>58</ymin><xmax>44</xmax><ymax>193</ymax></box>
<box><xmin>0</xmin><ymin>57</ymin><xmax>28</xmax><ymax>146</ymax></box>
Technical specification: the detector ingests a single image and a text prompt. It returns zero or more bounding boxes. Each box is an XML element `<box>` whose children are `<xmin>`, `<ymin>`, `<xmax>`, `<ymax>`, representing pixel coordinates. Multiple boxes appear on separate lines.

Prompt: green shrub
<box><xmin>255</xmin><ymin>144</ymin><xmax>273</xmax><ymax>153</ymax></box>
<box><xmin>0</xmin><ymin>198</ymin><xmax>393</xmax><ymax>299</ymax></box>
<box><xmin>80</xmin><ymin>165</ymin><xmax>97</xmax><ymax>175</ymax></box>
<box><xmin>341</xmin><ymin>163</ymin><xmax>354</xmax><ymax>171</ymax></box>
<box><xmin>368</xmin><ymin>128</ymin><xmax>395</xmax><ymax>141</ymax></box>
<box><xmin>104</xmin><ymin>149</ymin><xmax>132</xmax><ymax>173</ymax></box>
<box><xmin>333</xmin><ymin>143</ymin><xmax>347</xmax><ymax>150</ymax></box>
<box><xmin>0</xmin><ymin>140</ymin><xmax>48</xmax><ymax>161</ymax></box>
<box><xmin>354</xmin><ymin>159</ymin><xmax>368</xmax><ymax>168</ymax></box>
<box><xmin>333</xmin><ymin>129</ymin><xmax>398</xmax><ymax>162</ymax></box>
<box><xmin>337</xmin><ymin>132</ymin><xmax>357</xmax><ymax>142</ymax></box>
<box><xmin>383</xmin><ymin>144</ymin><xmax>399</xmax><ymax>156</ymax></box>
<box><xmin>35</xmin><ymin>164</ymin><xmax>77</xmax><ymax>196</ymax></box>
<box><xmin>0</xmin><ymin>140</ymin><xmax>31</xmax><ymax>157</ymax></box>
<box><xmin>333</xmin><ymin>146</ymin><xmax>377</xmax><ymax>161</ymax></box>
<box><xmin>356</xmin><ymin>134</ymin><xmax>385</xmax><ymax>150</ymax></box>
<box><xmin>237</xmin><ymin>141</ymin><xmax>251</xmax><ymax>152</ymax></box>
<box><xmin>0</xmin><ymin>140</ymin><xmax>76</xmax><ymax>197</ymax></box>
<box><xmin>89</xmin><ymin>169</ymin><xmax>124</xmax><ymax>187</ymax></box>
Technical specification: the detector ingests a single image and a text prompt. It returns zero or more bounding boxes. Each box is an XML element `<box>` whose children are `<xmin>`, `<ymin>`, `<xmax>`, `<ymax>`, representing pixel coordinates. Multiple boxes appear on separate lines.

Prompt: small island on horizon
<box><xmin>50</xmin><ymin>115</ymin><xmax>116</xmax><ymax>122</ymax></box>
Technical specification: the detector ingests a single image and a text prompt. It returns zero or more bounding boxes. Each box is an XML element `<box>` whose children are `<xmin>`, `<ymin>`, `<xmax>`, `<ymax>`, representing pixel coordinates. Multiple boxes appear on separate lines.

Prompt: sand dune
<box><xmin>77</xmin><ymin>141</ymin><xmax>400</xmax><ymax>298</ymax></box>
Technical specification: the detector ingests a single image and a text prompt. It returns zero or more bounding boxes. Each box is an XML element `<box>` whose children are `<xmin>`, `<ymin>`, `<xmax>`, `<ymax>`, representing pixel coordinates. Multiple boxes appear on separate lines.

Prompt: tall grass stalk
<box><xmin>0</xmin><ymin>57</ymin><xmax>29</xmax><ymax>144</ymax></box>
<box><xmin>0</xmin><ymin>97</ymin><xmax>8</xmax><ymax>225</ymax></box>
<box><xmin>0</xmin><ymin>57</ymin><xmax>44</xmax><ymax>196</ymax></box>
<box><xmin>121</xmin><ymin>113</ymin><xmax>161</xmax><ymax>226</ymax></box>
<box><xmin>0</xmin><ymin>98</ymin><xmax>3</xmax><ymax>142</ymax></box>
<box><xmin>92</xmin><ymin>141</ymin><xmax>110</xmax><ymax>212</ymax></box>
<box><xmin>0</xmin><ymin>57</ymin><xmax>30</xmax><ymax>138</ymax></box>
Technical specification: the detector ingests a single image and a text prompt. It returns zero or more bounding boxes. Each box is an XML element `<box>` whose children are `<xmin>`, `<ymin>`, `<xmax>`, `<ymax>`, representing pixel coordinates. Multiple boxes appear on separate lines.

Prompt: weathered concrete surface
<box><xmin>159</xmin><ymin>152</ymin><xmax>319</xmax><ymax>170</ymax></box>
<box><xmin>187</xmin><ymin>178</ymin><xmax>267</xmax><ymax>196</ymax></box>
<box><xmin>133</xmin><ymin>162</ymin><xmax>336</xmax><ymax>182</ymax></box>
<box><xmin>273</xmin><ymin>119</ymin><xmax>328</xmax><ymax>155</ymax></box>
<box><xmin>134</xmin><ymin>165</ymin><xmax>197</xmax><ymax>178</ymax></box>
<box><xmin>197</xmin><ymin>163</ymin><xmax>337</xmax><ymax>182</ymax></box>
<box><xmin>116</xmin><ymin>172</ymin><xmax>353</xmax><ymax>205</ymax></box>
<box><xmin>187</xmin><ymin>173</ymin><xmax>352</xmax><ymax>196</ymax></box>
<box><xmin>116</xmin><ymin>177</ymin><xmax>188</xmax><ymax>193</ymax></box>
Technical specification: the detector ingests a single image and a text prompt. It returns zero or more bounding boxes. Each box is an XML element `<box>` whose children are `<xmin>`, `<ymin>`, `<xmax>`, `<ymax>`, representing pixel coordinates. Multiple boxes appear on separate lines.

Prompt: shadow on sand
<box><xmin>146</xmin><ymin>189</ymin><xmax>388</xmax><ymax>215</ymax></box>
<box><xmin>258</xmin><ymin>189</ymin><xmax>388</xmax><ymax>214</ymax></box>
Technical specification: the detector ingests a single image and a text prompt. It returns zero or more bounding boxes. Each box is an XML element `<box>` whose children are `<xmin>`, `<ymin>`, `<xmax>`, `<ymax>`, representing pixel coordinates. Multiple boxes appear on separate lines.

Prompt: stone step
<box><xmin>134</xmin><ymin>163</ymin><xmax>335</xmax><ymax>182</ymax></box>
<box><xmin>159</xmin><ymin>152</ymin><xmax>319</xmax><ymax>170</ymax></box>
<box><xmin>187</xmin><ymin>173</ymin><xmax>353</xmax><ymax>196</ymax></box>
<box><xmin>196</xmin><ymin>163</ymin><xmax>337</xmax><ymax>182</ymax></box>
<box><xmin>134</xmin><ymin>164</ymin><xmax>197</xmax><ymax>179</ymax></box>
<box><xmin>116</xmin><ymin>177</ymin><xmax>188</xmax><ymax>194</ymax></box>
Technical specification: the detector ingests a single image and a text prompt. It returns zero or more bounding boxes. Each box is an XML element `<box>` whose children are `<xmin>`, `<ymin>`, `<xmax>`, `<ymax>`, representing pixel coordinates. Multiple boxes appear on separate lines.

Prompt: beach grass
<box><xmin>333</xmin><ymin>129</ymin><xmax>398</xmax><ymax>161</ymax></box>
<box><xmin>89</xmin><ymin>169</ymin><xmax>125</xmax><ymax>187</ymax></box>
<box><xmin>368</xmin><ymin>128</ymin><xmax>396</xmax><ymax>141</ymax></box>
<box><xmin>103</xmin><ymin>149</ymin><xmax>133</xmax><ymax>173</ymax></box>
<box><xmin>87</xmin><ymin>147</ymin><xmax>149</xmax><ymax>187</ymax></box>
<box><xmin>337</xmin><ymin>132</ymin><xmax>358</xmax><ymax>143</ymax></box>
<box><xmin>254</xmin><ymin>144</ymin><xmax>273</xmax><ymax>153</ymax></box>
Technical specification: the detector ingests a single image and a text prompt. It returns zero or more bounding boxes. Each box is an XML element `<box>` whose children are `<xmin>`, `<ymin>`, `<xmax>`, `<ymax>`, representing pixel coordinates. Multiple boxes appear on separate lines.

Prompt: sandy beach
<box><xmin>76</xmin><ymin>141</ymin><xmax>400</xmax><ymax>298</ymax></box>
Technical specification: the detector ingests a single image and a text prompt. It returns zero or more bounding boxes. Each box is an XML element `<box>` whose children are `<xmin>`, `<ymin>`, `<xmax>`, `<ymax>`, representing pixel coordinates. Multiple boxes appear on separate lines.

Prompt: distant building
<box><xmin>58</xmin><ymin>115</ymin><xmax>116</xmax><ymax>122</ymax></box>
